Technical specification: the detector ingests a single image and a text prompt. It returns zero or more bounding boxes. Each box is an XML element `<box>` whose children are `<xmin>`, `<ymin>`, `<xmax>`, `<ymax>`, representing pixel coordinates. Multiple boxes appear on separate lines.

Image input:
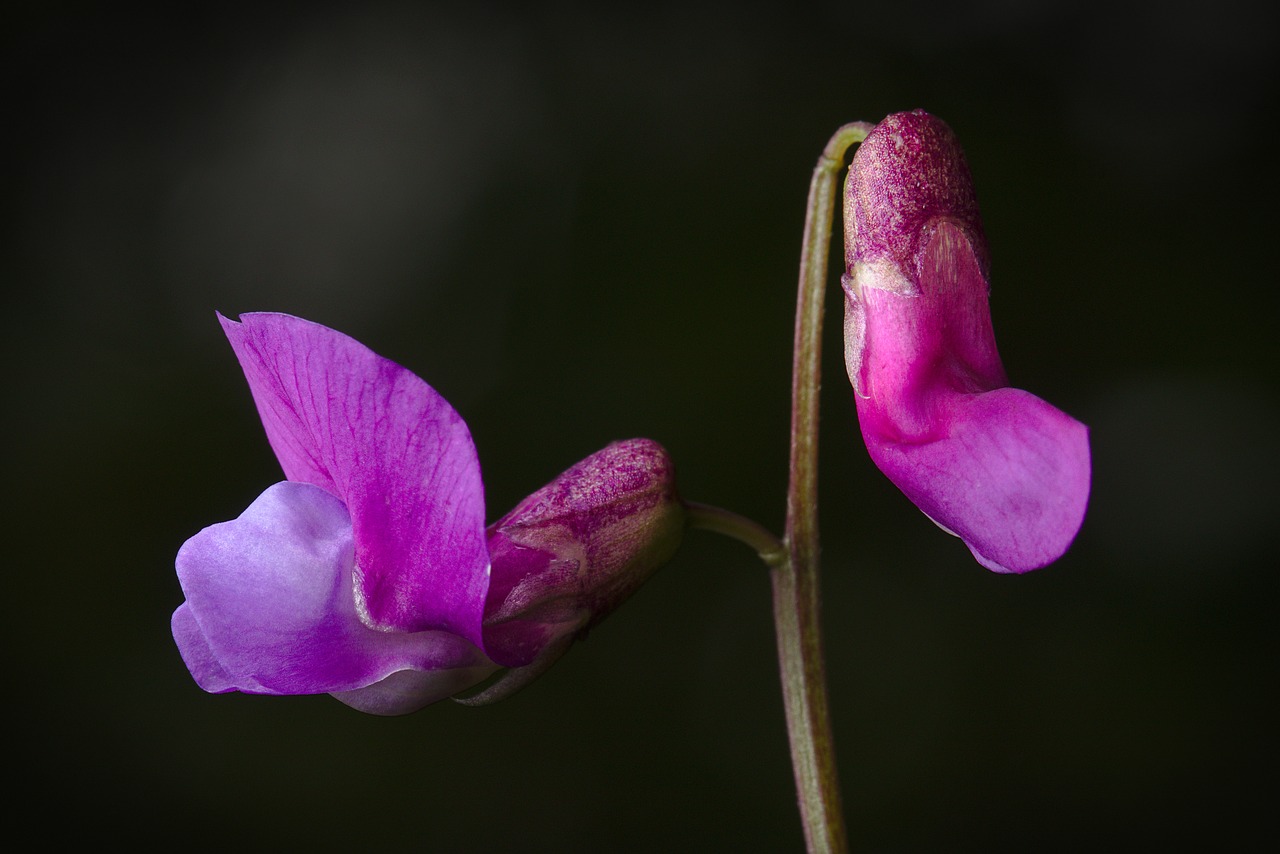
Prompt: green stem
<box><xmin>776</xmin><ymin>122</ymin><xmax>872</xmax><ymax>854</ymax></box>
<box><xmin>684</xmin><ymin>501</ymin><xmax>787</xmax><ymax>568</ymax></box>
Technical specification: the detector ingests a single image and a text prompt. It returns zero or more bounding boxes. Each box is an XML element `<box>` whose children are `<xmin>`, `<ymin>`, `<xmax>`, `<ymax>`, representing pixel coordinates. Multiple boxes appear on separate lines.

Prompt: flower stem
<box><xmin>684</xmin><ymin>501</ymin><xmax>788</xmax><ymax>568</ymax></box>
<box><xmin>776</xmin><ymin>122</ymin><xmax>872</xmax><ymax>854</ymax></box>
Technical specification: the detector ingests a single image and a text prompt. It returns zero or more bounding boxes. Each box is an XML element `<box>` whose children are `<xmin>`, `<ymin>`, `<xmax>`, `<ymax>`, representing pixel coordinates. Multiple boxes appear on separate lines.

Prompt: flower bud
<box><xmin>842</xmin><ymin>110</ymin><xmax>1090</xmax><ymax>573</ymax></box>
<box><xmin>481</xmin><ymin>438</ymin><xmax>686</xmax><ymax>670</ymax></box>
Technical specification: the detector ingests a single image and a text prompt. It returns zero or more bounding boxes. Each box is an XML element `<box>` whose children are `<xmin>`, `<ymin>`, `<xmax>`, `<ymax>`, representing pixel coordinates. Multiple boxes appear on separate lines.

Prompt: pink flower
<box><xmin>842</xmin><ymin>110</ymin><xmax>1091</xmax><ymax>572</ymax></box>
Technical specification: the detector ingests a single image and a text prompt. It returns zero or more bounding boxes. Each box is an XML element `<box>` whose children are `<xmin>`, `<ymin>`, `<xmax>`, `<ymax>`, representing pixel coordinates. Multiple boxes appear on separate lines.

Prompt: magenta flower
<box><xmin>172</xmin><ymin>313</ymin><xmax>683</xmax><ymax>714</ymax></box>
<box><xmin>841</xmin><ymin>110</ymin><xmax>1091</xmax><ymax>573</ymax></box>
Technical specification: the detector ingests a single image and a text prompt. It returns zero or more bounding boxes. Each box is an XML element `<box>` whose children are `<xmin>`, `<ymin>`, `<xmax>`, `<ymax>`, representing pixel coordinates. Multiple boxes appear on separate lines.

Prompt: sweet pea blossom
<box><xmin>841</xmin><ymin>110</ymin><xmax>1091</xmax><ymax>572</ymax></box>
<box><xmin>172</xmin><ymin>313</ymin><xmax>683</xmax><ymax>714</ymax></box>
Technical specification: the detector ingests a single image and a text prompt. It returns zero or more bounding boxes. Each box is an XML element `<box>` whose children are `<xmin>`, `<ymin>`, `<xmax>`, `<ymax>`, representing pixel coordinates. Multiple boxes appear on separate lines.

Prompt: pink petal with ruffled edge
<box><xmin>219</xmin><ymin>313</ymin><xmax>489</xmax><ymax>645</ymax></box>
<box><xmin>173</xmin><ymin>481</ymin><xmax>496</xmax><ymax>712</ymax></box>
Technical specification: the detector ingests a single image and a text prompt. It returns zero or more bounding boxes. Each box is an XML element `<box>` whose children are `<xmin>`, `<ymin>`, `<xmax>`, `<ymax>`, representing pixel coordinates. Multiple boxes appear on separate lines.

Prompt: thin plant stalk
<box><xmin>775</xmin><ymin>122</ymin><xmax>871</xmax><ymax>854</ymax></box>
<box><xmin>683</xmin><ymin>123</ymin><xmax>869</xmax><ymax>852</ymax></box>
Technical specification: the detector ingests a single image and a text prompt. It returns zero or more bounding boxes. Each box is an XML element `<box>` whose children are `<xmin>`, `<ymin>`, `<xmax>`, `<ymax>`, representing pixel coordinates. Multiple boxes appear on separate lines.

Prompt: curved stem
<box><xmin>684</xmin><ymin>501</ymin><xmax>787</xmax><ymax>568</ymax></box>
<box><xmin>776</xmin><ymin>122</ymin><xmax>872</xmax><ymax>854</ymax></box>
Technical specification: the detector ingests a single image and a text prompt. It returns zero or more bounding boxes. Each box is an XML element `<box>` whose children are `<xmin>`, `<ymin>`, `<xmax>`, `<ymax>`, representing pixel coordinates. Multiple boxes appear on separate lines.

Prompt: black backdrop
<box><xmin>9</xmin><ymin>2</ymin><xmax>1277</xmax><ymax>849</ymax></box>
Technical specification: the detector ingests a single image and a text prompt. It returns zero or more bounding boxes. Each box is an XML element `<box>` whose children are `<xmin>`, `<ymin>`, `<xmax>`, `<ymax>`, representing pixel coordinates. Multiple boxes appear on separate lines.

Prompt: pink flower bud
<box><xmin>482</xmin><ymin>439</ymin><xmax>685</xmax><ymax>669</ymax></box>
<box><xmin>843</xmin><ymin>110</ymin><xmax>1091</xmax><ymax>572</ymax></box>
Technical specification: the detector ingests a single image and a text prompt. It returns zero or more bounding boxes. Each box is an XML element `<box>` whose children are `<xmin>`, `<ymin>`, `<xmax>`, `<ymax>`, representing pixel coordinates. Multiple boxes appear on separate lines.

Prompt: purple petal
<box><xmin>172</xmin><ymin>603</ymin><xmax>260</xmax><ymax>693</ymax></box>
<box><xmin>172</xmin><ymin>481</ymin><xmax>495</xmax><ymax>705</ymax></box>
<box><xmin>861</xmin><ymin>388</ymin><xmax>1090</xmax><ymax>573</ymax></box>
<box><xmin>847</xmin><ymin>220</ymin><xmax>1090</xmax><ymax>572</ymax></box>
<box><xmin>218</xmin><ymin>313</ymin><xmax>489</xmax><ymax>645</ymax></box>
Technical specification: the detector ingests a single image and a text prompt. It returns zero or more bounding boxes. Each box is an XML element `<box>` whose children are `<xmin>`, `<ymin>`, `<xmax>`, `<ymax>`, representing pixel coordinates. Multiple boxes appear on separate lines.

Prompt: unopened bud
<box><xmin>481</xmin><ymin>438</ymin><xmax>685</xmax><ymax>669</ymax></box>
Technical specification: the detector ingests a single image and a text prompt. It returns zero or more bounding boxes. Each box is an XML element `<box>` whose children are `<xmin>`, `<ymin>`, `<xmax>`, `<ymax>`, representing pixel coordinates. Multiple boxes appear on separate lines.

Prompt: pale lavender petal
<box><xmin>173</xmin><ymin>481</ymin><xmax>493</xmax><ymax>695</ymax></box>
<box><xmin>171</xmin><ymin>603</ymin><xmax>260</xmax><ymax>693</ymax></box>
<box><xmin>218</xmin><ymin>313</ymin><xmax>489</xmax><ymax>645</ymax></box>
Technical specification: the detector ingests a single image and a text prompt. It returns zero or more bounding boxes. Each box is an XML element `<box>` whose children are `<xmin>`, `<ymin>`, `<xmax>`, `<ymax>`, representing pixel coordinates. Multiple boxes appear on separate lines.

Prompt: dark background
<box><xmin>9</xmin><ymin>2</ymin><xmax>1276</xmax><ymax>849</ymax></box>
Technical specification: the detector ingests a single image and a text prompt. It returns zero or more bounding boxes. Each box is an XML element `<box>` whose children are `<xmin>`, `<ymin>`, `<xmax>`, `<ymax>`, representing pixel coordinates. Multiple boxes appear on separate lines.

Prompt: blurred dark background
<box><xmin>9</xmin><ymin>1</ymin><xmax>1276</xmax><ymax>849</ymax></box>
